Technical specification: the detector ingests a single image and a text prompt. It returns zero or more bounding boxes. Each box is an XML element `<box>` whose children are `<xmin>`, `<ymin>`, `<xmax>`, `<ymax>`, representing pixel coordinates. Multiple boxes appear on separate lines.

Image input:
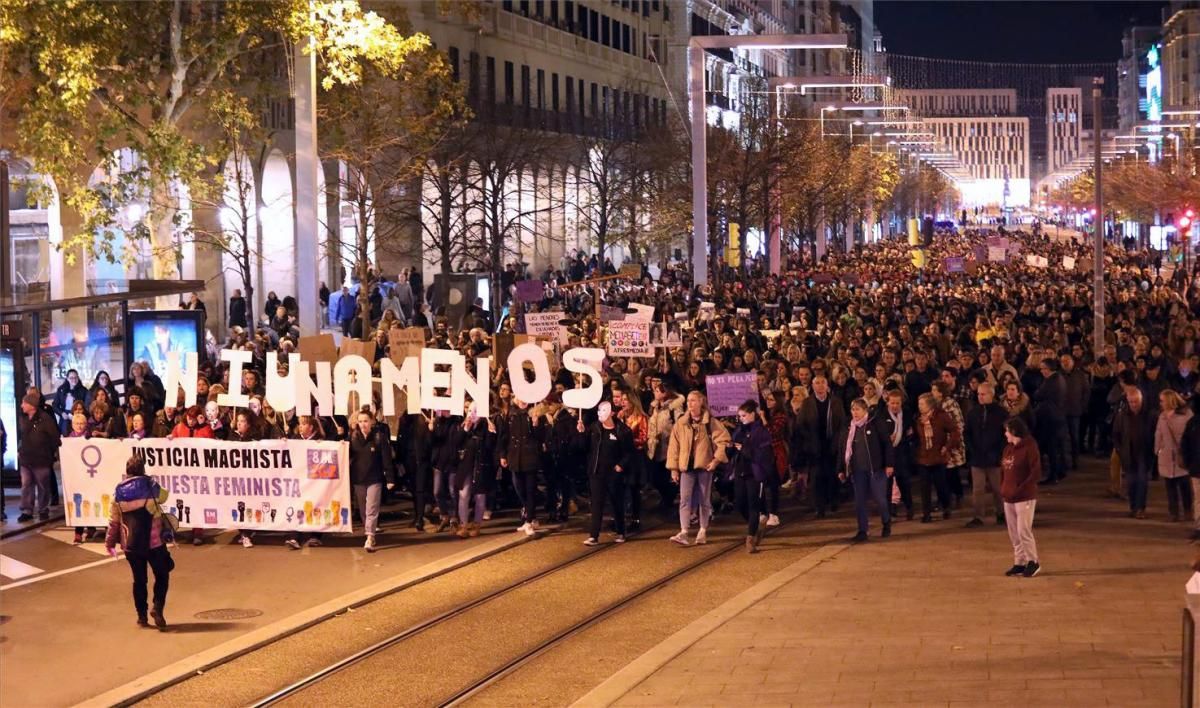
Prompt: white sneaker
<box><xmin>483</xmin><ymin>510</ymin><xmax>493</xmax><ymax>521</ymax></box>
<box><xmin>766</xmin><ymin>514</ymin><xmax>781</xmax><ymax>527</ymax></box>
<box><xmin>364</xmin><ymin>534</ymin><xmax>376</xmax><ymax>553</ymax></box>
<box><xmin>240</xmin><ymin>534</ymin><xmax>253</xmax><ymax>548</ymax></box>
<box><xmin>614</xmin><ymin>534</ymin><xmax>626</xmax><ymax>543</ymax></box>
<box><xmin>523</xmin><ymin>522</ymin><xmax>536</xmax><ymax>537</ymax></box>
<box><xmin>285</xmin><ymin>539</ymin><xmax>301</xmax><ymax>550</ymax></box>
<box><xmin>695</xmin><ymin>528</ymin><xmax>708</xmax><ymax>545</ymax></box>
<box><xmin>669</xmin><ymin>531</ymin><xmax>690</xmax><ymax>546</ymax></box>
<box><xmin>781</xmin><ymin>479</ymin><xmax>794</xmax><ymax>490</ymax></box>
<box><xmin>583</xmin><ymin>537</ymin><xmax>599</xmax><ymax>546</ymax></box>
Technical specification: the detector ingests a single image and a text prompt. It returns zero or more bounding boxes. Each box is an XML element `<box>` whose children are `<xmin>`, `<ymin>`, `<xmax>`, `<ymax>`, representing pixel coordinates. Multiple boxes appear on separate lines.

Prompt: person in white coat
<box><xmin>1155</xmin><ymin>390</ymin><xmax>1194</xmax><ymax>522</ymax></box>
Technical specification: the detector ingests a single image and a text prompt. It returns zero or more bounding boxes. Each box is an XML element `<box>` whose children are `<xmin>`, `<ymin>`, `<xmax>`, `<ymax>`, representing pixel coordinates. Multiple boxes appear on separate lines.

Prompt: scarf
<box><xmin>844</xmin><ymin>416</ymin><xmax>869</xmax><ymax>467</ymax></box>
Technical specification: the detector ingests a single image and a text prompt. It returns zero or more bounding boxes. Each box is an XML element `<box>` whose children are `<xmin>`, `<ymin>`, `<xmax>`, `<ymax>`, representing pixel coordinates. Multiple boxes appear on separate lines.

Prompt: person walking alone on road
<box><xmin>349</xmin><ymin>408</ymin><xmax>396</xmax><ymax>553</ymax></box>
<box><xmin>666</xmin><ymin>391</ymin><xmax>730</xmax><ymax>546</ymax></box>
<box><xmin>1154</xmin><ymin>390</ymin><xmax>1194</xmax><ymax>522</ymax></box>
<box><xmin>104</xmin><ymin>454</ymin><xmax>175</xmax><ymax>629</ymax></box>
<box><xmin>836</xmin><ymin>398</ymin><xmax>894</xmax><ymax>542</ymax></box>
<box><xmin>730</xmin><ymin>400</ymin><xmax>775</xmax><ymax>553</ymax></box>
<box><xmin>1114</xmin><ymin>388</ymin><xmax>1156</xmax><ymax>519</ymax></box>
<box><xmin>582</xmin><ymin>401</ymin><xmax>634</xmax><ymax>546</ymax></box>
<box><xmin>964</xmin><ymin>382</ymin><xmax>1008</xmax><ymax>527</ymax></box>
<box><xmin>1000</xmin><ymin>417</ymin><xmax>1042</xmax><ymax>578</ymax></box>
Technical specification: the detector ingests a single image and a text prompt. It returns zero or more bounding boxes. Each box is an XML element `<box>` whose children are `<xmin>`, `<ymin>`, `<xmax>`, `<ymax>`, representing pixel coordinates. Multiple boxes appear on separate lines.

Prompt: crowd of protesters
<box><xmin>13</xmin><ymin>223</ymin><xmax>1200</xmax><ymax>577</ymax></box>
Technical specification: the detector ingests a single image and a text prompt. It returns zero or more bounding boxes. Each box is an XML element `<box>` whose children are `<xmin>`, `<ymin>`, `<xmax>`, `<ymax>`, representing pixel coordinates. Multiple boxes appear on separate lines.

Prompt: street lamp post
<box><xmin>689</xmin><ymin>33</ymin><xmax>846</xmax><ymax>287</ymax></box>
<box><xmin>1092</xmin><ymin>77</ymin><xmax>1105</xmax><ymax>355</ymax></box>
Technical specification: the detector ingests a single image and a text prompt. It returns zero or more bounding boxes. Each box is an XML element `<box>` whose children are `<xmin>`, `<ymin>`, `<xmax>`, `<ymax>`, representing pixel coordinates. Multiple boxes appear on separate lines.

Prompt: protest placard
<box><xmin>698</xmin><ymin>302</ymin><xmax>716</xmax><ymax>321</ymax></box>
<box><xmin>524</xmin><ymin>312</ymin><xmax>563</xmax><ymax>339</ymax></box>
<box><xmin>618</xmin><ymin>262</ymin><xmax>643</xmax><ymax>280</ymax></box>
<box><xmin>1063</xmin><ymin>256</ymin><xmax>1076</xmax><ymax>270</ymax></box>
<box><xmin>339</xmin><ymin>337</ymin><xmax>376</xmax><ymax>365</ymax></box>
<box><xmin>606</xmin><ymin>320</ymin><xmax>652</xmax><ymax>357</ymax></box>
<box><xmin>944</xmin><ymin>257</ymin><xmax>965</xmax><ymax>273</ymax></box>
<box><xmin>705</xmin><ymin>372</ymin><xmax>758</xmax><ymax>417</ymax></box>
<box><xmin>299</xmin><ymin>334</ymin><xmax>337</xmax><ymax>364</ymax></box>
<box><xmin>387</xmin><ymin>327</ymin><xmax>425</xmax><ymax>364</ymax></box>
<box><xmin>988</xmin><ymin>246</ymin><xmax>1007</xmax><ymax>263</ymax></box>
<box><xmin>514</xmin><ymin>279</ymin><xmax>544</xmax><ymax>303</ymax></box>
<box><xmin>626</xmin><ymin>303</ymin><xmax>655</xmax><ymax>322</ymax></box>
<box><xmin>598</xmin><ymin>305</ymin><xmax>626</xmax><ymax>322</ymax></box>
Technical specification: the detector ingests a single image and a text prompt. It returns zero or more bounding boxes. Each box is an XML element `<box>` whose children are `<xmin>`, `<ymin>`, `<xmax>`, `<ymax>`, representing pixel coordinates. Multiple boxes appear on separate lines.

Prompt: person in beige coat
<box><xmin>665</xmin><ymin>391</ymin><xmax>730</xmax><ymax>546</ymax></box>
<box><xmin>1155</xmin><ymin>390</ymin><xmax>1194</xmax><ymax>522</ymax></box>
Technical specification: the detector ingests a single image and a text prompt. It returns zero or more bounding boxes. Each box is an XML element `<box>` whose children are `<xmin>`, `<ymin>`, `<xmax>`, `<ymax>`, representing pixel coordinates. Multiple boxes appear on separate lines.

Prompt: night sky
<box><xmin>873</xmin><ymin>1</ymin><xmax>1168</xmax><ymax>64</ymax></box>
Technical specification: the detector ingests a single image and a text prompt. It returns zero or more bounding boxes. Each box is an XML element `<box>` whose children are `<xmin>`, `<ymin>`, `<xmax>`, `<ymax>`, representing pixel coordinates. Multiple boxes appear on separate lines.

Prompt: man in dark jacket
<box><xmin>349</xmin><ymin>410</ymin><xmax>397</xmax><ymax>552</ymax></box>
<box><xmin>1113</xmin><ymin>388</ymin><xmax>1155</xmax><ymax>518</ymax></box>
<box><xmin>544</xmin><ymin>394</ymin><xmax>585</xmax><ymax>522</ymax></box>
<box><xmin>582</xmin><ymin>401</ymin><xmax>634</xmax><ymax>545</ymax></box>
<box><xmin>228</xmin><ymin>289</ymin><xmax>248</xmax><ymax>329</ymax></box>
<box><xmin>400</xmin><ymin>413</ymin><xmax>434</xmax><ymax>531</ymax></box>
<box><xmin>17</xmin><ymin>392</ymin><xmax>62</xmax><ymax>521</ymax></box>
<box><xmin>1033</xmin><ymin>358</ymin><xmax>1070</xmax><ymax>485</ymax></box>
<box><xmin>837</xmin><ymin>399</ymin><xmax>895</xmax><ymax>542</ymax></box>
<box><xmin>1060</xmin><ymin>353</ymin><xmax>1089</xmax><ymax>470</ymax></box>
<box><xmin>877</xmin><ymin>389</ymin><xmax>916</xmax><ymax>521</ymax></box>
<box><xmin>792</xmin><ymin>375</ymin><xmax>846</xmax><ymax>518</ymax></box>
<box><xmin>498</xmin><ymin>398</ymin><xmax>545</xmax><ymax>534</ymax></box>
<box><xmin>964</xmin><ymin>382</ymin><xmax>1008</xmax><ymax>527</ymax></box>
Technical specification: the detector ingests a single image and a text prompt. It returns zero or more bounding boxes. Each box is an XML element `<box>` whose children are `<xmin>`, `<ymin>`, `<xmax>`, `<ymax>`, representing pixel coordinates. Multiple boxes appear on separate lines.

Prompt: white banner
<box><xmin>61</xmin><ymin>437</ymin><xmax>353</xmax><ymax>533</ymax></box>
<box><xmin>607</xmin><ymin>320</ymin><xmax>653</xmax><ymax>357</ymax></box>
<box><xmin>625</xmin><ymin>303</ymin><xmax>655</xmax><ymax>322</ymax></box>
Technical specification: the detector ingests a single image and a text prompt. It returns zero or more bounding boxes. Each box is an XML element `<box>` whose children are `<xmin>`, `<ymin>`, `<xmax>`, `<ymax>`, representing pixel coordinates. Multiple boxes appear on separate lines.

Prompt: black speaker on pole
<box><xmin>921</xmin><ymin>216</ymin><xmax>935</xmax><ymax>247</ymax></box>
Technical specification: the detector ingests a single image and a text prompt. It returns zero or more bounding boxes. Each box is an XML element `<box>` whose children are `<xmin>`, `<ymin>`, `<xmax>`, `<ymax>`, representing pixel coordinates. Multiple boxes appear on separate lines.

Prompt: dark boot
<box><xmin>150</xmin><ymin>606</ymin><xmax>167</xmax><ymax>631</ymax></box>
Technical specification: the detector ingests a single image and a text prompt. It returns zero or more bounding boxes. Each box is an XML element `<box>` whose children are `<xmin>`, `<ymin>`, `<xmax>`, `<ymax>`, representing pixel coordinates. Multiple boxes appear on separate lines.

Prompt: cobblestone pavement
<box><xmin>612</xmin><ymin>460</ymin><xmax>1188</xmax><ymax>707</ymax></box>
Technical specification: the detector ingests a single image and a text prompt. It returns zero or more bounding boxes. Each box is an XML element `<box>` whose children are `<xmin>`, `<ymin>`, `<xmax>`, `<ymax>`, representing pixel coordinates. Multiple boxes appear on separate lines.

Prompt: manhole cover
<box><xmin>194</xmin><ymin>608</ymin><xmax>262</xmax><ymax>620</ymax></box>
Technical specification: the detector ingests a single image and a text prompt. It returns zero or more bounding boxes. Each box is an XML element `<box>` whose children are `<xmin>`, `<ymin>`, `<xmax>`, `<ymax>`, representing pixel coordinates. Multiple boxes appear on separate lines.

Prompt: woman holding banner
<box><xmin>350</xmin><ymin>408</ymin><xmax>397</xmax><ymax>553</ymax></box>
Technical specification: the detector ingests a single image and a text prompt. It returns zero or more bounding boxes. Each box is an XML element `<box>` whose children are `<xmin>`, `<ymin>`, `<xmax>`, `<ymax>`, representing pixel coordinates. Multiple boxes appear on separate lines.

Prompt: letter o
<box><xmin>507</xmin><ymin>342</ymin><xmax>552</xmax><ymax>405</ymax></box>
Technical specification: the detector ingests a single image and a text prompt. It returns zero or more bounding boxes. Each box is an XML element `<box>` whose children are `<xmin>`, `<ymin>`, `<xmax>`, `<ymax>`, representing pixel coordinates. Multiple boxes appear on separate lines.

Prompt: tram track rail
<box><xmin>248</xmin><ymin>530</ymin><xmax>750</xmax><ymax>708</ymax></box>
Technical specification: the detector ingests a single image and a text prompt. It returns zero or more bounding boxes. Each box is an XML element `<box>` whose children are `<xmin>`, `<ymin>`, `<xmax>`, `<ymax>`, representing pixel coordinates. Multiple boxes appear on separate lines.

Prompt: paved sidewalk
<box><xmin>610</xmin><ymin>461</ymin><xmax>1188</xmax><ymax>707</ymax></box>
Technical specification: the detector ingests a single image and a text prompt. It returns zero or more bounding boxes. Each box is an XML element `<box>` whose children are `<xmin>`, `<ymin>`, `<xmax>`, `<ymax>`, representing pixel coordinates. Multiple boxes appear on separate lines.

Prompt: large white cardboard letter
<box><xmin>333</xmin><ymin>355</ymin><xmax>373</xmax><ymax>415</ymax></box>
<box><xmin>562</xmin><ymin>347</ymin><xmax>604</xmax><ymax>409</ymax></box>
<box><xmin>420</xmin><ymin>348</ymin><xmax>463</xmax><ymax>413</ymax></box>
<box><xmin>456</xmin><ymin>354</ymin><xmax>491</xmax><ymax>417</ymax></box>
<box><xmin>379</xmin><ymin>355</ymin><xmax>422</xmax><ymax>416</ymax></box>
<box><xmin>507</xmin><ymin>343</ymin><xmax>550</xmax><ymax>406</ymax></box>
<box><xmin>164</xmin><ymin>351</ymin><xmax>198</xmax><ymax>408</ymax></box>
<box><xmin>216</xmin><ymin>349</ymin><xmax>253</xmax><ymax>408</ymax></box>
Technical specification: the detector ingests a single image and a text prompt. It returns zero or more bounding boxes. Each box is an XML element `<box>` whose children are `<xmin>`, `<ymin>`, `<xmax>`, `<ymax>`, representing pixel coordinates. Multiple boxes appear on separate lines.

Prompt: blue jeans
<box><xmin>852</xmin><ymin>469</ymin><xmax>891</xmax><ymax>534</ymax></box>
<box><xmin>679</xmin><ymin>470</ymin><xmax>713</xmax><ymax>532</ymax></box>
<box><xmin>433</xmin><ymin>467</ymin><xmax>453</xmax><ymax>517</ymax></box>
<box><xmin>19</xmin><ymin>465</ymin><xmax>53</xmax><ymax>515</ymax></box>
<box><xmin>457</xmin><ymin>476</ymin><xmax>486</xmax><ymax>525</ymax></box>
<box><xmin>1125</xmin><ymin>461</ymin><xmax>1150</xmax><ymax>512</ymax></box>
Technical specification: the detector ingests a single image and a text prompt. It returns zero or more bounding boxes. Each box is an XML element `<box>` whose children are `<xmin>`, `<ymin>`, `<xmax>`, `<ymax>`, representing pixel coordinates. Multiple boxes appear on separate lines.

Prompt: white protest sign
<box><xmin>626</xmin><ymin>303</ymin><xmax>655</xmax><ymax>322</ymax></box>
<box><xmin>62</xmin><ymin>437</ymin><xmax>352</xmax><ymax>532</ymax></box>
<box><xmin>988</xmin><ymin>246</ymin><xmax>1007</xmax><ymax>263</ymax></box>
<box><xmin>698</xmin><ymin>302</ymin><xmax>716</xmax><ymax>321</ymax></box>
<box><xmin>606</xmin><ymin>320</ymin><xmax>653</xmax><ymax>357</ymax></box>
<box><xmin>524</xmin><ymin>312</ymin><xmax>562</xmax><ymax>339</ymax></box>
<box><xmin>1063</xmin><ymin>256</ymin><xmax>1076</xmax><ymax>270</ymax></box>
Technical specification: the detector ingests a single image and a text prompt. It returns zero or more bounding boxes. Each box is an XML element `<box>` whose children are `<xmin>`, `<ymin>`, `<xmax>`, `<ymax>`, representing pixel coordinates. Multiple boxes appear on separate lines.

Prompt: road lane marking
<box><xmin>41</xmin><ymin>529</ymin><xmax>111</xmax><ymax>556</ymax></box>
<box><xmin>0</xmin><ymin>555</ymin><xmax>43</xmax><ymax>580</ymax></box>
<box><xmin>0</xmin><ymin>556</ymin><xmax>121</xmax><ymax>591</ymax></box>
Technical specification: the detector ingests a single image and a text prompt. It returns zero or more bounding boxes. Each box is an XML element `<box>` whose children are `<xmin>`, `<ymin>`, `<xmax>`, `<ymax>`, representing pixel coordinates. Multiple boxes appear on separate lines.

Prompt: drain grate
<box><xmin>193</xmin><ymin>608</ymin><xmax>263</xmax><ymax>620</ymax></box>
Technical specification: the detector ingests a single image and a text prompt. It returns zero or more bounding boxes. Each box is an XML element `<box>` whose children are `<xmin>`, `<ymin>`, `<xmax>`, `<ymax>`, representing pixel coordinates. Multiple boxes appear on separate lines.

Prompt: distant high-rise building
<box><xmin>1161</xmin><ymin>1</ymin><xmax>1200</xmax><ymax>111</ymax></box>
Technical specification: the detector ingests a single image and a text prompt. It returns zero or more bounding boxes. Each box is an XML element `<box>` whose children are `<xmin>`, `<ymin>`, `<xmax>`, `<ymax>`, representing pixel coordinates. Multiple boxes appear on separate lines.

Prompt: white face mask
<box><xmin>205</xmin><ymin>403</ymin><xmax>220</xmax><ymax>421</ymax></box>
<box><xmin>597</xmin><ymin>402</ymin><xmax>612</xmax><ymax>423</ymax></box>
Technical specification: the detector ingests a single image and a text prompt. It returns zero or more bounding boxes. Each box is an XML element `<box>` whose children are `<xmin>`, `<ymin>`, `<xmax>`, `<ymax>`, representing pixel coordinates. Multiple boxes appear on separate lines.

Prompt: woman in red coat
<box><xmin>170</xmin><ymin>406</ymin><xmax>214</xmax><ymax>439</ymax></box>
<box><xmin>1000</xmin><ymin>417</ymin><xmax>1042</xmax><ymax>578</ymax></box>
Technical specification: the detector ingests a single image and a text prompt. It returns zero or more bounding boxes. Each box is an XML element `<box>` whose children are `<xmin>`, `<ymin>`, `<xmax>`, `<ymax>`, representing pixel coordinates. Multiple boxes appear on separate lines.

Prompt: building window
<box><xmin>602</xmin><ymin>15</ymin><xmax>610</xmax><ymax>47</ymax></box>
<box><xmin>504</xmin><ymin>61</ymin><xmax>514</xmax><ymax>105</ymax></box>
<box><xmin>551</xmin><ymin>72</ymin><xmax>559</xmax><ymax>112</ymax></box>
<box><xmin>550</xmin><ymin>0</ymin><xmax>558</xmax><ymax>22</ymax></box>
<box><xmin>503</xmin><ymin>0</ymin><xmax>514</xmax><ymax>11</ymax></box>
<box><xmin>622</xmin><ymin>24</ymin><xmax>630</xmax><ymax>53</ymax></box>
<box><xmin>537</xmin><ymin>68</ymin><xmax>545</xmax><ymax>110</ymax></box>
<box><xmin>521</xmin><ymin>64</ymin><xmax>531</xmax><ymax>113</ymax></box>
<box><xmin>448</xmin><ymin>46</ymin><xmax>460</xmax><ymax>83</ymax></box>
<box><xmin>590</xmin><ymin>9</ymin><xmax>598</xmax><ymax>42</ymax></box>
<box><xmin>486</xmin><ymin>56</ymin><xmax>496</xmax><ymax>106</ymax></box>
<box><xmin>535</xmin><ymin>0</ymin><xmax>544</xmax><ymax>17</ymax></box>
<box><xmin>565</xmin><ymin>74</ymin><xmax>574</xmax><ymax>113</ymax></box>
<box><xmin>564</xmin><ymin>0</ymin><xmax>574</xmax><ymax>29</ymax></box>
